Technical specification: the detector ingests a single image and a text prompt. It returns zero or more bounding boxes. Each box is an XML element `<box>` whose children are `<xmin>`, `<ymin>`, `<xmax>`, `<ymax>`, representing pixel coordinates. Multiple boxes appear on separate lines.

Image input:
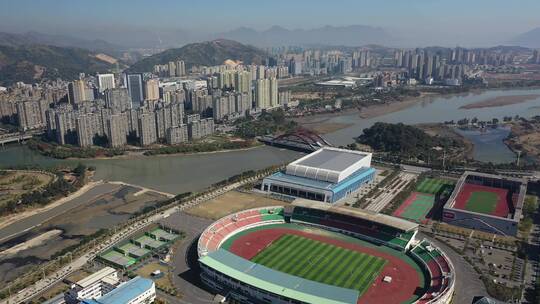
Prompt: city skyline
<box><xmin>1</xmin><ymin>0</ymin><xmax>540</xmax><ymax>47</ymax></box>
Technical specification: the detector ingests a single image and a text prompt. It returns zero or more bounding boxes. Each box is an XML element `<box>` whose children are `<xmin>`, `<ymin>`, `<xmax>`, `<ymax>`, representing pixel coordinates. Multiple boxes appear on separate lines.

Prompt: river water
<box><xmin>1</xmin><ymin>88</ymin><xmax>539</xmax><ymax>193</ymax></box>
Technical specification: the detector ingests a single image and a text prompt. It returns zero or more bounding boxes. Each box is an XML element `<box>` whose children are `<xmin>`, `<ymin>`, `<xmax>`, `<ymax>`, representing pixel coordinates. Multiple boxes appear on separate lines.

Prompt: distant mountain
<box><xmin>215</xmin><ymin>25</ymin><xmax>397</xmax><ymax>47</ymax></box>
<box><xmin>127</xmin><ymin>39</ymin><xmax>269</xmax><ymax>73</ymax></box>
<box><xmin>0</xmin><ymin>44</ymin><xmax>117</xmax><ymax>86</ymax></box>
<box><xmin>508</xmin><ymin>28</ymin><xmax>540</xmax><ymax>48</ymax></box>
<box><xmin>0</xmin><ymin>31</ymin><xmax>124</xmax><ymax>55</ymax></box>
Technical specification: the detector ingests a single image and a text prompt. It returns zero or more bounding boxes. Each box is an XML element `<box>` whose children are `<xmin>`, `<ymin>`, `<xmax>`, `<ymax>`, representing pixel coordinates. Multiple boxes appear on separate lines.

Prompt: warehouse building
<box><xmin>262</xmin><ymin>147</ymin><xmax>375</xmax><ymax>203</ymax></box>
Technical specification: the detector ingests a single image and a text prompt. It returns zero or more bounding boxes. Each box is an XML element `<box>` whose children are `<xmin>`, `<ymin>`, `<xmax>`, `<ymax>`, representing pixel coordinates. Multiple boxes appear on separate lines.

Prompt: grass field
<box><xmin>394</xmin><ymin>192</ymin><xmax>435</xmax><ymax>223</ymax></box>
<box><xmin>416</xmin><ymin>178</ymin><xmax>454</xmax><ymax>195</ymax></box>
<box><xmin>464</xmin><ymin>191</ymin><xmax>500</xmax><ymax>214</ymax></box>
<box><xmin>185</xmin><ymin>191</ymin><xmax>285</xmax><ymax>220</ymax></box>
<box><xmin>251</xmin><ymin>234</ymin><xmax>387</xmax><ymax>295</ymax></box>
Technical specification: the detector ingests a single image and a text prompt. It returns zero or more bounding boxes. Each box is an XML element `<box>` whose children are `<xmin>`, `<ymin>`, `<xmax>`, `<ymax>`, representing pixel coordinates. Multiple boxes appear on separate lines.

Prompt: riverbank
<box><xmin>27</xmin><ymin>137</ymin><xmax>261</xmax><ymax>160</ymax></box>
<box><xmin>0</xmin><ymin>180</ymin><xmax>101</xmax><ymax>233</ymax></box>
<box><xmin>505</xmin><ymin>119</ymin><xmax>540</xmax><ymax>164</ymax></box>
<box><xmin>358</xmin><ymin>92</ymin><xmax>440</xmax><ymax>119</ymax></box>
<box><xmin>460</xmin><ymin>94</ymin><xmax>540</xmax><ymax>109</ymax></box>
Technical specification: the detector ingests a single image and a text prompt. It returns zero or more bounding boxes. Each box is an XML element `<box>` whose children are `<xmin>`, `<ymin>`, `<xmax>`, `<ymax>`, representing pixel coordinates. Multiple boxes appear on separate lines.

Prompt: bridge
<box><xmin>258</xmin><ymin>129</ymin><xmax>333</xmax><ymax>152</ymax></box>
<box><xmin>0</xmin><ymin>133</ymin><xmax>34</xmax><ymax>146</ymax></box>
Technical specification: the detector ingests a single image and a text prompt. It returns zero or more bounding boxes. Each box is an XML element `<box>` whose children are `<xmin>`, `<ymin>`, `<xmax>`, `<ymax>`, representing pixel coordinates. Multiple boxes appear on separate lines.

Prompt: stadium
<box><xmin>443</xmin><ymin>171</ymin><xmax>527</xmax><ymax>236</ymax></box>
<box><xmin>197</xmin><ymin>203</ymin><xmax>455</xmax><ymax>304</ymax></box>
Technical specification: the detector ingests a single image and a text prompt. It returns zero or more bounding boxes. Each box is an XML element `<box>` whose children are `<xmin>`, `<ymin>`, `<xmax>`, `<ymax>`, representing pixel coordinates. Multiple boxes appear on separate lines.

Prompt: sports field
<box><xmin>453</xmin><ymin>183</ymin><xmax>510</xmax><ymax>217</ymax></box>
<box><xmin>393</xmin><ymin>192</ymin><xmax>435</xmax><ymax>223</ymax></box>
<box><xmin>251</xmin><ymin>234</ymin><xmax>387</xmax><ymax>296</ymax></box>
<box><xmin>416</xmin><ymin>178</ymin><xmax>454</xmax><ymax>195</ymax></box>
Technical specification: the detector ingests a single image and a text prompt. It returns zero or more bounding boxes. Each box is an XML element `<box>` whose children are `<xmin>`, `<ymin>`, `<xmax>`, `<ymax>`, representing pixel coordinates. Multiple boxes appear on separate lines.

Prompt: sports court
<box><xmin>393</xmin><ymin>192</ymin><xmax>435</xmax><ymax>223</ymax></box>
<box><xmin>134</xmin><ymin>235</ymin><xmax>165</xmax><ymax>250</ymax></box>
<box><xmin>100</xmin><ymin>249</ymin><xmax>137</xmax><ymax>268</ymax></box>
<box><xmin>453</xmin><ymin>183</ymin><xmax>510</xmax><ymax>217</ymax></box>
<box><xmin>416</xmin><ymin>178</ymin><xmax>455</xmax><ymax>195</ymax></box>
<box><xmin>117</xmin><ymin>242</ymin><xmax>150</xmax><ymax>258</ymax></box>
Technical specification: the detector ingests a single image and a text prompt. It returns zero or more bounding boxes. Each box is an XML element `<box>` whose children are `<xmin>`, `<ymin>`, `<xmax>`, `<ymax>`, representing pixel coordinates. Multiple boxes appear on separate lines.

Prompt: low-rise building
<box><xmin>64</xmin><ymin>267</ymin><xmax>120</xmax><ymax>304</ymax></box>
<box><xmin>81</xmin><ymin>276</ymin><xmax>155</xmax><ymax>304</ymax></box>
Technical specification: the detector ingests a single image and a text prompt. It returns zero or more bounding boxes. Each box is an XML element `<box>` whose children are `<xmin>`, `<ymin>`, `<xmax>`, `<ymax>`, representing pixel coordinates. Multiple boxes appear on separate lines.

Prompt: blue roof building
<box><xmin>262</xmin><ymin>147</ymin><xmax>375</xmax><ymax>203</ymax></box>
<box><xmin>82</xmin><ymin>276</ymin><xmax>155</xmax><ymax>304</ymax></box>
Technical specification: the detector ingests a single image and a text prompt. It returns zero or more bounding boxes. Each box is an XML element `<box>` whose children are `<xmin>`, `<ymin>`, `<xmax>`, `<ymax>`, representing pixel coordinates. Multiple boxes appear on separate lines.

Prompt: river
<box><xmin>1</xmin><ymin>88</ymin><xmax>539</xmax><ymax>193</ymax></box>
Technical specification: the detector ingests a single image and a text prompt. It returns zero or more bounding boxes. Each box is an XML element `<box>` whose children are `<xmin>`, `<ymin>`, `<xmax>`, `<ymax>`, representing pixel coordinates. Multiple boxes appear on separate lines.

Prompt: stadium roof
<box><xmin>287</xmin><ymin>147</ymin><xmax>372</xmax><ymax>183</ymax></box>
<box><xmin>200</xmin><ymin>249</ymin><xmax>359</xmax><ymax>304</ymax></box>
<box><xmin>294</xmin><ymin>200</ymin><xmax>419</xmax><ymax>232</ymax></box>
<box><xmin>81</xmin><ymin>276</ymin><xmax>154</xmax><ymax>304</ymax></box>
<box><xmin>266</xmin><ymin>167</ymin><xmax>375</xmax><ymax>193</ymax></box>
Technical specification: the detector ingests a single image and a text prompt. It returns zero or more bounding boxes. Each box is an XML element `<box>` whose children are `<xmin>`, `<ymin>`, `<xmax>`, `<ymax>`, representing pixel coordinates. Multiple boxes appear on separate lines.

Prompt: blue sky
<box><xmin>1</xmin><ymin>0</ymin><xmax>539</xmax><ymax>45</ymax></box>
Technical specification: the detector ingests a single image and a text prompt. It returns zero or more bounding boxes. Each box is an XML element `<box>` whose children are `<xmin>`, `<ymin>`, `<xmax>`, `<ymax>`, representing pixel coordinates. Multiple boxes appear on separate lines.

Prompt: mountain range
<box><xmin>127</xmin><ymin>39</ymin><xmax>269</xmax><ymax>73</ymax></box>
<box><xmin>0</xmin><ymin>44</ymin><xmax>117</xmax><ymax>86</ymax></box>
<box><xmin>214</xmin><ymin>25</ymin><xmax>397</xmax><ymax>47</ymax></box>
<box><xmin>0</xmin><ymin>31</ymin><xmax>124</xmax><ymax>56</ymax></box>
<box><xmin>507</xmin><ymin>27</ymin><xmax>540</xmax><ymax>48</ymax></box>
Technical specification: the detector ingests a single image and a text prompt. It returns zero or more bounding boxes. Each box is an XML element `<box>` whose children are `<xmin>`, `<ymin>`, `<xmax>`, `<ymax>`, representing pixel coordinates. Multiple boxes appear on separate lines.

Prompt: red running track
<box><xmin>228</xmin><ymin>228</ymin><xmax>424</xmax><ymax>304</ymax></box>
<box><xmin>453</xmin><ymin>183</ymin><xmax>510</xmax><ymax>218</ymax></box>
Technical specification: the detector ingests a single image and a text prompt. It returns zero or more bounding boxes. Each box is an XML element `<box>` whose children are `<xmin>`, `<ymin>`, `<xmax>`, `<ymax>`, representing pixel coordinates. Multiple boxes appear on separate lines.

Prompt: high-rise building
<box><xmin>138</xmin><ymin>111</ymin><xmax>157</xmax><ymax>146</ymax></box>
<box><xmin>16</xmin><ymin>100</ymin><xmax>48</xmax><ymax>131</ymax></box>
<box><xmin>68</xmin><ymin>80</ymin><xmax>87</xmax><ymax>104</ymax></box>
<box><xmin>126</xmin><ymin>74</ymin><xmax>144</xmax><ymax>108</ymax></box>
<box><xmin>76</xmin><ymin>114</ymin><xmax>94</xmax><ymax>147</ymax></box>
<box><xmin>105</xmin><ymin>88</ymin><xmax>131</xmax><ymax>114</ymax></box>
<box><xmin>166</xmin><ymin>124</ymin><xmax>188</xmax><ymax>145</ymax></box>
<box><xmin>269</xmin><ymin>78</ymin><xmax>278</xmax><ymax>108</ymax></box>
<box><xmin>107</xmin><ymin>114</ymin><xmax>128</xmax><ymax>148</ymax></box>
<box><xmin>175</xmin><ymin>60</ymin><xmax>186</xmax><ymax>76</ymax></box>
<box><xmin>168</xmin><ymin>61</ymin><xmax>176</xmax><ymax>77</ymax></box>
<box><xmin>144</xmin><ymin>79</ymin><xmax>159</xmax><ymax>101</ymax></box>
<box><xmin>533</xmin><ymin>50</ymin><xmax>540</xmax><ymax>64</ymax></box>
<box><xmin>97</xmin><ymin>74</ymin><xmax>116</xmax><ymax>93</ymax></box>
<box><xmin>212</xmin><ymin>95</ymin><xmax>230</xmax><ymax>121</ymax></box>
<box><xmin>255</xmin><ymin>79</ymin><xmax>269</xmax><ymax>109</ymax></box>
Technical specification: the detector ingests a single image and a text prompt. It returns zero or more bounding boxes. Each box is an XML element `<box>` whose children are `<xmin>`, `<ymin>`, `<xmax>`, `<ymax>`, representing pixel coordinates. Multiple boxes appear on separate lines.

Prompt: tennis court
<box><xmin>117</xmin><ymin>242</ymin><xmax>150</xmax><ymax>258</ymax></box>
<box><xmin>100</xmin><ymin>250</ymin><xmax>137</xmax><ymax>268</ymax></box>
<box><xmin>393</xmin><ymin>192</ymin><xmax>435</xmax><ymax>223</ymax></box>
<box><xmin>134</xmin><ymin>235</ymin><xmax>165</xmax><ymax>249</ymax></box>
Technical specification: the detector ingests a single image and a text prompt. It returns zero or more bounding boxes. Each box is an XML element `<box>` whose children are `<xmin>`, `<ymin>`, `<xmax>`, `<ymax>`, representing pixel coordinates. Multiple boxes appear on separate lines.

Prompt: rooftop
<box><xmin>76</xmin><ymin>267</ymin><xmax>117</xmax><ymax>288</ymax></box>
<box><xmin>266</xmin><ymin>167</ymin><xmax>375</xmax><ymax>193</ymax></box>
<box><xmin>200</xmin><ymin>249</ymin><xmax>359</xmax><ymax>304</ymax></box>
<box><xmin>286</xmin><ymin>147</ymin><xmax>372</xmax><ymax>183</ymax></box>
<box><xmin>82</xmin><ymin>276</ymin><xmax>154</xmax><ymax>304</ymax></box>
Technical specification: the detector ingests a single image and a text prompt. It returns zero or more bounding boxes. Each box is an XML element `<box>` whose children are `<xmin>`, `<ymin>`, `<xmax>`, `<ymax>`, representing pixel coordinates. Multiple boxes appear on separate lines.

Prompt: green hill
<box><xmin>127</xmin><ymin>39</ymin><xmax>269</xmax><ymax>73</ymax></box>
<box><xmin>0</xmin><ymin>44</ymin><xmax>117</xmax><ymax>86</ymax></box>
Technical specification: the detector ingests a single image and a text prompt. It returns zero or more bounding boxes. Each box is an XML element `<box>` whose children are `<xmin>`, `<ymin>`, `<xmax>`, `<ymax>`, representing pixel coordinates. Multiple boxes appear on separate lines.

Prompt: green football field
<box><xmin>251</xmin><ymin>234</ymin><xmax>387</xmax><ymax>296</ymax></box>
<box><xmin>464</xmin><ymin>191</ymin><xmax>500</xmax><ymax>214</ymax></box>
<box><xmin>416</xmin><ymin>178</ymin><xmax>455</xmax><ymax>195</ymax></box>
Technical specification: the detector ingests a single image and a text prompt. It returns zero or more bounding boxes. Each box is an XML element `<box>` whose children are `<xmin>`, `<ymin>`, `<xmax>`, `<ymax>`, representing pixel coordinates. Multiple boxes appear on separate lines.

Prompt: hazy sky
<box><xmin>1</xmin><ymin>0</ymin><xmax>539</xmax><ymax>46</ymax></box>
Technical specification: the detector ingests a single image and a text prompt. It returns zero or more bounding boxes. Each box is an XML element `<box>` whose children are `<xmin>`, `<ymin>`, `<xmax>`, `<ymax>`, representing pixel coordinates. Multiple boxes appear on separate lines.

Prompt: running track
<box><xmin>228</xmin><ymin>227</ymin><xmax>424</xmax><ymax>304</ymax></box>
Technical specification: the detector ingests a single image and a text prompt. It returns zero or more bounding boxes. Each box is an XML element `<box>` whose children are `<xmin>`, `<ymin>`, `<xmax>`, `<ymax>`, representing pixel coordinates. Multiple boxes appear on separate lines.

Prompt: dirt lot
<box><xmin>0</xmin><ymin>170</ymin><xmax>54</xmax><ymax>207</ymax></box>
<box><xmin>135</xmin><ymin>262</ymin><xmax>174</xmax><ymax>290</ymax></box>
<box><xmin>185</xmin><ymin>191</ymin><xmax>286</xmax><ymax>220</ymax></box>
